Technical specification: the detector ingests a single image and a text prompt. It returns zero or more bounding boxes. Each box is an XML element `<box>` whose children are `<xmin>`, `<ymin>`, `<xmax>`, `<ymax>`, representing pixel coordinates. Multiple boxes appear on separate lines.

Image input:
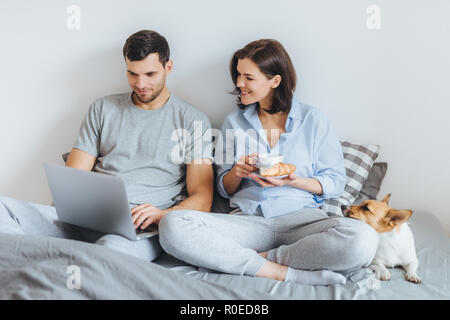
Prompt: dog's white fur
<box><xmin>370</xmin><ymin>222</ymin><xmax>421</xmax><ymax>283</ymax></box>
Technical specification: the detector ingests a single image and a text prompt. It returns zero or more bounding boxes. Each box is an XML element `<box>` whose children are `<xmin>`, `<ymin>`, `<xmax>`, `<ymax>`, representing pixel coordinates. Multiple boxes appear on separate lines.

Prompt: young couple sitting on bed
<box><xmin>0</xmin><ymin>30</ymin><xmax>379</xmax><ymax>286</ymax></box>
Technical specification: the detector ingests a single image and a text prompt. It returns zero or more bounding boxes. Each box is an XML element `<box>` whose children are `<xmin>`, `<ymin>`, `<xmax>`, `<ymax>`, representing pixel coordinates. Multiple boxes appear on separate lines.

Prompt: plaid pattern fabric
<box><xmin>320</xmin><ymin>140</ymin><xmax>380</xmax><ymax>216</ymax></box>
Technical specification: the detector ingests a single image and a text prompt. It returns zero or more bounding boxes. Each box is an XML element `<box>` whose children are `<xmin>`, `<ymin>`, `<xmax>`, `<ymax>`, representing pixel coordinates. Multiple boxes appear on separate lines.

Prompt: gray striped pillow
<box><xmin>320</xmin><ymin>140</ymin><xmax>380</xmax><ymax>216</ymax></box>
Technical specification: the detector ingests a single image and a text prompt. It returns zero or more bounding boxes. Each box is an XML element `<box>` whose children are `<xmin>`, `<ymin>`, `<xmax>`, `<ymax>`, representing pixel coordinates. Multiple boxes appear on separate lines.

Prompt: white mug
<box><xmin>258</xmin><ymin>153</ymin><xmax>283</xmax><ymax>171</ymax></box>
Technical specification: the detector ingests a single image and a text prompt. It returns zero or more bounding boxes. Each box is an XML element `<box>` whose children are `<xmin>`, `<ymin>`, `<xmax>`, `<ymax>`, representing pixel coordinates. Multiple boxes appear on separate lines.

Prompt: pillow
<box><xmin>353</xmin><ymin>162</ymin><xmax>388</xmax><ymax>205</ymax></box>
<box><xmin>319</xmin><ymin>140</ymin><xmax>380</xmax><ymax>216</ymax></box>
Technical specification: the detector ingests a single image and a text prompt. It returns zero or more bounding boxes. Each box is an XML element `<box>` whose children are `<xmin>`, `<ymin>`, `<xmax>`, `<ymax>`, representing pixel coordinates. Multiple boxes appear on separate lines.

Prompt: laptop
<box><xmin>44</xmin><ymin>163</ymin><xmax>158</xmax><ymax>240</ymax></box>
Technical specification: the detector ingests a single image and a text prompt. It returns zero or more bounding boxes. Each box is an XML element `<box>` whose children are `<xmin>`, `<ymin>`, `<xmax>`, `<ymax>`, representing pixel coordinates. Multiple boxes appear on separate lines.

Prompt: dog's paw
<box><xmin>373</xmin><ymin>269</ymin><xmax>391</xmax><ymax>281</ymax></box>
<box><xmin>405</xmin><ymin>273</ymin><xmax>422</xmax><ymax>284</ymax></box>
<box><xmin>369</xmin><ymin>265</ymin><xmax>391</xmax><ymax>281</ymax></box>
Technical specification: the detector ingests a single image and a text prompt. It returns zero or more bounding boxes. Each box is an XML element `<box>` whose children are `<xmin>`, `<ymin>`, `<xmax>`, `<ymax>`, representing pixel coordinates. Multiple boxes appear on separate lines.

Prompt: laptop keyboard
<box><xmin>136</xmin><ymin>224</ymin><xmax>158</xmax><ymax>234</ymax></box>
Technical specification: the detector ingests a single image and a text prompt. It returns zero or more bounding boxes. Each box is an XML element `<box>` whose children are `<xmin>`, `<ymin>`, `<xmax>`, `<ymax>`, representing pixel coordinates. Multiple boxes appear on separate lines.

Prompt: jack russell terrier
<box><xmin>343</xmin><ymin>194</ymin><xmax>421</xmax><ymax>284</ymax></box>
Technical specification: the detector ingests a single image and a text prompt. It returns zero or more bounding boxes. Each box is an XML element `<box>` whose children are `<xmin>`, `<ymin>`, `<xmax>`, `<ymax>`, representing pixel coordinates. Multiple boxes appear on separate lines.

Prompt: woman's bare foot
<box><xmin>255</xmin><ymin>260</ymin><xmax>288</xmax><ymax>281</ymax></box>
<box><xmin>258</xmin><ymin>251</ymin><xmax>268</xmax><ymax>258</ymax></box>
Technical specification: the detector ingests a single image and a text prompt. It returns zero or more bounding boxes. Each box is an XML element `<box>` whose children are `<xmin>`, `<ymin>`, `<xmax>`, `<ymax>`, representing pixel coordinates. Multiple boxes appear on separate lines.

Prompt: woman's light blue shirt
<box><xmin>214</xmin><ymin>100</ymin><xmax>347</xmax><ymax>219</ymax></box>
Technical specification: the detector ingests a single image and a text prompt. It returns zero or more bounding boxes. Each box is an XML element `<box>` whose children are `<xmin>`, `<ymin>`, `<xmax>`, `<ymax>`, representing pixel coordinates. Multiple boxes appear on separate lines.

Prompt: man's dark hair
<box><xmin>230</xmin><ymin>39</ymin><xmax>297</xmax><ymax>114</ymax></box>
<box><xmin>122</xmin><ymin>30</ymin><xmax>170</xmax><ymax>66</ymax></box>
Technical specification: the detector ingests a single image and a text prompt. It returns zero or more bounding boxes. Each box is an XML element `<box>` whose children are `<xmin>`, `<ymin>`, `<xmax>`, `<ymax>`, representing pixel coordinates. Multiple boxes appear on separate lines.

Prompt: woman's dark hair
<box><xmin>122</xmin><ymin>30</ymin><xmax>170</xmax><ymax>66</ymax></box>
<box><xmin>230</xmin><ymin>39</ymin><xmax>297</xmax><ymax>114</ymax></box>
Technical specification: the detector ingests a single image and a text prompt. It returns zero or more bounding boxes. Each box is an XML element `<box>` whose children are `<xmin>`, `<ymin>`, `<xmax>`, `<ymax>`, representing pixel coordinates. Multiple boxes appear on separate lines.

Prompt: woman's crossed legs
<box><xmin>159</xmin><ymin>208</ymin><xmax>378</xmax><ymax>286</ymax></box>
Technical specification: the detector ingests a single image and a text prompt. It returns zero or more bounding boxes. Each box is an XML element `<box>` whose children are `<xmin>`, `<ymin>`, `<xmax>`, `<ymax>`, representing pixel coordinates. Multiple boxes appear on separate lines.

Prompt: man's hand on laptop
<box><xmin>131</xmin><ymin>203</ymin><xmax>165</xmax><ymax>230</ymax></box>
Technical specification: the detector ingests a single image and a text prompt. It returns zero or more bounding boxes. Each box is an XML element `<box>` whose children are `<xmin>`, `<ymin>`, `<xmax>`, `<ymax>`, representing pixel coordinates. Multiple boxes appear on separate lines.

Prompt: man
<box><xmin>0</xmin><ymin>30</ymin><xmax>214</xmax><ymax>261</ymax></box>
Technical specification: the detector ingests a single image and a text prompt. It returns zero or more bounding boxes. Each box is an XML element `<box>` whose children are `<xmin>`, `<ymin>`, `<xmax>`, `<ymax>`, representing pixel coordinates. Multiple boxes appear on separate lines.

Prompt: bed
<box><xmin>1</xmin><ymin>149</ymin><xmax>449</xmax><ymax>299</ymax></box>
<box><xmin>0</xmin><ymin>195</ymin><xmax>448</xmax><ymax>300</ymax></box>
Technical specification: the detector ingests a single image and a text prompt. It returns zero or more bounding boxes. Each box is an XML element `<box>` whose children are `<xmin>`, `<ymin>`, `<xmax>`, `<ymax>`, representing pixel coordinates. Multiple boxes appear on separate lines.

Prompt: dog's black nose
<box><xmin>341</xmin><ymin>205</ymin><xmax>349</xmax><ymax>215</ymax></box>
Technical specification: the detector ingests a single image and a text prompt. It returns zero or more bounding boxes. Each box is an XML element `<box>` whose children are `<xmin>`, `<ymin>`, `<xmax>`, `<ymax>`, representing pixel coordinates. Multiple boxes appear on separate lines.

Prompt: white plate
<box><xmin>253</xmin><ymin>171</ymin><xmax>289</xmax><ymax>180</ymax></box>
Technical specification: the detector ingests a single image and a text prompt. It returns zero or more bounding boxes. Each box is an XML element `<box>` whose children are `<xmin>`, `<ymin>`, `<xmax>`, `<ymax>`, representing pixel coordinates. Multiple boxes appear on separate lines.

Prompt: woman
<box><xmin>159</xmin><ymin>39</ymin><xmax>378</xmax><ymax>286</ymax></box>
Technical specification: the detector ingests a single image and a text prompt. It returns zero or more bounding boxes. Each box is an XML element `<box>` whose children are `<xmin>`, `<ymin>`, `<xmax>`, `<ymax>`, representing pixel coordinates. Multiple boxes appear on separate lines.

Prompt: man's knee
<box><xmin>159</xmin><ymin>209</ymin><xmax>201</xmax><ymax>256</ymax></box>
<box><xmin>0</xmin><ymin>197</ymin><xmax>8</xmax><ymax>216</ymax></box>
<box><xmin>159</xmin><ymin>209</ymin><xmax>191</xmax><ymax>235</ymax></box>
<box><xmin>0</xmin><ymin>196</ymin><xmax>14</xmax><ymax>214</ymax></box>
<box><xmin>0</xmin><ymin>196</ymin><xmax>23</xmax><ymax>233</ymax></box>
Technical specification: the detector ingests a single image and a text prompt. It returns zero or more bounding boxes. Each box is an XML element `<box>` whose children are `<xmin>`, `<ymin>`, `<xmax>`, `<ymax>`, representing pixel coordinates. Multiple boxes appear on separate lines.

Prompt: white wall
<box><xmin>1</xmin><ymin>0</ymin><xmax>449</xmax><ymax>235</ymax></box>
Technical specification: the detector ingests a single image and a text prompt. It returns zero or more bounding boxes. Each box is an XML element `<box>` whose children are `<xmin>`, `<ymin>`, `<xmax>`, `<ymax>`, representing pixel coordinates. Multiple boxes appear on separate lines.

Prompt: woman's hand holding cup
<box><xmin>231</xmin><ymin>153</ymin><xmax>259</xmax><ymax>178</ymax></box>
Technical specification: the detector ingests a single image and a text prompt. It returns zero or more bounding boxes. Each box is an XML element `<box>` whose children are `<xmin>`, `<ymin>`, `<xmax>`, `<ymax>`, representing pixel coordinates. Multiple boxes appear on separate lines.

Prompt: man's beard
<box><xmin>134</xmin><ymin>82</ymin><xmax>165</xmax><ymax>104</ymax></box>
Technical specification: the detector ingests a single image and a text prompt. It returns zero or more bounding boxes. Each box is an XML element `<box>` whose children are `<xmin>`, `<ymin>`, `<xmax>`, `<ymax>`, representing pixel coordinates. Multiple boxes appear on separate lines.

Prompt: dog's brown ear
<box><xmin>381</xmin><ymin>193</ymin><xmax>391</xmax><ymax>204</ymax></box>
<box><xmin>383</xmin><ymin>209</ymin><xmax>413</xmax><ymax>228</ymax></box>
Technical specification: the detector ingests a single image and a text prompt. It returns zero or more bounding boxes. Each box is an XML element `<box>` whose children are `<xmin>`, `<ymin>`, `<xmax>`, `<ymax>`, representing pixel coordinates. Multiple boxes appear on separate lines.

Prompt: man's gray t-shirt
<box><xmin>73</xmin><ymin>92</ymin><xmax>213</xmax><ymax>209</ymax></box>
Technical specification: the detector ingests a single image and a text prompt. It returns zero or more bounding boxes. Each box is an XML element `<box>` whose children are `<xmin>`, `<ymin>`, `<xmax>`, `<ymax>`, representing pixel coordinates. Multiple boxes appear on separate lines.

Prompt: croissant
<box><xmin>260</xmin><ymin>163</ymin><xmax>296</xmax><ymax>177</ymax></box>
